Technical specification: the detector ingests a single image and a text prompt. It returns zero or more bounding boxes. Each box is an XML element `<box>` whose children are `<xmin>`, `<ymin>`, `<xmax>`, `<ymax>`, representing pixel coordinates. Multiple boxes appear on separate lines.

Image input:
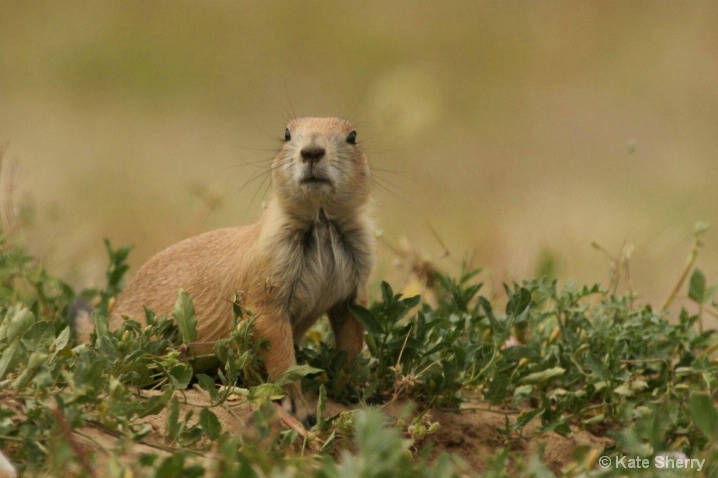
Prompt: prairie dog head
<box><xmin>272</xmin><ymin>117</ymin><xmax>370</xmax><ymax>215</ymax></box>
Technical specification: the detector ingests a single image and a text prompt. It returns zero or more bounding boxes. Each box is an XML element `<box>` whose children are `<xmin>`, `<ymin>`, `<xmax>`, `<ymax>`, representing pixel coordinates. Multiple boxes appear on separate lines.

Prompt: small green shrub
<box><xmin>1</xmin><ymin>231</ymin><xmax>717</xmax><ymax>477</ymax></box>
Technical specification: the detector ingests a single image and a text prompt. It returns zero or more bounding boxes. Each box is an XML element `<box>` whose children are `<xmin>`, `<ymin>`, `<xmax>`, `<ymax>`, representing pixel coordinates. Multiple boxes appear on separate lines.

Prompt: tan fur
<box><xmin>108</xmin><ymin>117</ymin><xmax>374</xmax><ymax>420</ymax></box>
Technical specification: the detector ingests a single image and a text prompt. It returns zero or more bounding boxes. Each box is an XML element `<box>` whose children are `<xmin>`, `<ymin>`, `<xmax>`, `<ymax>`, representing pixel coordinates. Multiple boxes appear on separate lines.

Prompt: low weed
<box><xmin>0</xmin><ymin>227</ymin><xmax>717</xmax><ymax>477</ymax></box>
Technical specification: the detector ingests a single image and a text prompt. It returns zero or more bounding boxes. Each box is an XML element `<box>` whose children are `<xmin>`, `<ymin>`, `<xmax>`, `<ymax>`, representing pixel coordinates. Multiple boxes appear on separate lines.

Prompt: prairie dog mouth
<box><xmin>301</xmin><ymin>177</ymin><xmax>331</xmax><ymax>184</ymax></box>
<box><xmin>300</xmin><ymin>176</ymin><xmax>333</xmax><ymax>188</ymax></box>
<box><xmin>299</xmin><ymin>165</ymin><xmax>332</xmax><ymax>186</ymax></box>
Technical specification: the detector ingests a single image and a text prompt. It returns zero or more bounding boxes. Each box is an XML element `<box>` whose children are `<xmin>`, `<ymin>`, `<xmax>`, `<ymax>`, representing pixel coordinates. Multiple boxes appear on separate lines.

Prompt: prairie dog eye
<box><xmin>346</xmin><ymin>130</ymin><xmax>357</xmax><ymax>144</ymax></box>
<box><xmin>284</xmin><ymin>128</ymin><xmax>291</xmax><ymax>142</ymax></box>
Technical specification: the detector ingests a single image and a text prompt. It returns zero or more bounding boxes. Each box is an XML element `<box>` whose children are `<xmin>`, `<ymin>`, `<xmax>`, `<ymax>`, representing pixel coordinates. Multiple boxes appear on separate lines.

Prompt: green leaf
<box><xmin>6</xmin><ymin>308</ymin><xmax>37</xmax><ymax>342</ymax></box>
<box><xmin>365</xmin><ymin>334</ymin><xmax>378</xmax><ymax>356</ymax></box>
<box><xmin>689</xmin><ymin>268</ymin><xmax>706</xmax><ymax>303</ymax></box>
<box><xmin>51</xmin><ymin>326</ymin><xmax>71</xmax><ymax>353</ymax></box>
<box><xmin>316</xmin><ymin>384</ymin><xmax>327</xmax><ymax>430</ymax></box>
<box><xmin>93</xmin><ymin>312</ymin><xmax>109</xmax><ymax>341</ymax></box>
<box><xmin>613</xmin><ymin>382</ymin><xmax>634</xmax><ymax>397</ymax></box>
<box><xmin>513</xmin><ymin>408</ymin><xmax>543</xmax><ymax>430</ymax></box>
<box><xmin>166</xmin><ymin>398</ymin><xmax>181</xmax><ymax>441</ymax></box>
<box><xmin>247</xmin><ymin>383</ymin><xmax>286</xmax><ymax>403</ymax></box>
<box><xmin>519</xmin><ymin>367</ymin><xmax>565</xmax><ymax>385</ymax></box>
<box><xmin>401</xmin><ymin>294</ymin><xmax>421</xmax><ymax>310</ymax></box>
<box><xmin>380</xmin><ymin>281</ymin><xmax>394</xmax><ymax>305</ymax></box>
<box><xmin>690</xmin><ymin>392</ymin><xmax>718</xmax><ymax>440</ymax></box>
<box><xmin>506</xmin><ymin>287</ymin><xmax>531</xmax><ymax>317</ymax></box>
<box><xmin>350</xmin><ymin>304</ymin><xmax>382</xmax><ymax>335</ymax></box>
<box><xmin>20</xmin><ymin>321</ymin><xmax>54</xmax><ymax>349</ymax></box>
<box><xmin>12</xmin><ymin>350</ymin><xmax>47</xmax><ymax>389</ymax></box>
<box><xmin>169</xmin><ymin>363</ymin><xmax>194</xmax><ymax>389</ymax></box>
<box><xmin>231</xmin><ymin>293</ymin><xmax>244</xmax><ymax>320</ymax></box>
<box><xmin>486</xmin><ymin>373</ymin><xmax>510</xmax><ymax>404</ymax></box>
<box><xmin>512</xmin><ymin>384</ymin><xmax>533</xmax><ymax>404</ymax></box>
<box><xmin>320</xmin><ymin>430</ymin><xmax>337</xmax><ymax>454</ymax></box>
<box><xmin>155</xmin><ymin>454</ymin><xmax>204</xmax><ymax>478</ymax></box>
<box><xmin>0</xmin><ymin>341</ymin><xmax>19</xmax><ymax>380</ymax></box>
<box><xmin>102</xmin><ymin>240</ymin><xmax>133</xmax><ymax>304</ymax></box>
<box><xmin>238</xmin><ymin>457</ymin><xmax>260</xmax><ymax>478</ymax></box>
<box><xmin>173</xmin><ymin>289</ymin><xmax>197</xmax><ymax>343</ymax></box>
<box><xmin>196</xmin><ymin>374</ymin><xmax>220</xmax><ymax>403</ymax></box>
<box><xmin>273</xmin><ymin>364</ymin><xmax>323</xmax><ymax>387</ymax></box>
<box><xmin>479</xmin><ymin>297</ymin><xmax>500</xmax><ymax>333</ymax></box>
<box><xmin>584</xmin><ymin>353</ymin><xmax>608</xmax><ymax>381</ymax></box>
<box><xmin>199</xmin><ymin>408</ymin><xmax>222</xmax><ymax>440</ymax></box>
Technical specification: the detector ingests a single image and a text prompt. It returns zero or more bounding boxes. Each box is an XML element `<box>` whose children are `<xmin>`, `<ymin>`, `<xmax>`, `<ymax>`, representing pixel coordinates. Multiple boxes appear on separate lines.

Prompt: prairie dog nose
<box><xmin>300</xmin><ymin>145</ymin><xmax>326</xmax><ymax>163</ymax></box>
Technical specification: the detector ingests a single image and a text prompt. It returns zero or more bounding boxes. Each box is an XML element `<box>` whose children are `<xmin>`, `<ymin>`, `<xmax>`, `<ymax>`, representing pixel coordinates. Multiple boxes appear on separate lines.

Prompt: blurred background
<box><xmin>1</xmin><ymin>1</ymin><xmax>717</xmax><ymax>308</ymax></box>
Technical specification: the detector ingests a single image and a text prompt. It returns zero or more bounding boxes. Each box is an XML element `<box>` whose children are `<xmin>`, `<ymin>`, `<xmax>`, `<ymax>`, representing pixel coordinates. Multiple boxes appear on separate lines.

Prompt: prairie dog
<box><xmin>108</xmin><ymin>117</ymin><xmax>374</xmax><ymax>421</ymax></box>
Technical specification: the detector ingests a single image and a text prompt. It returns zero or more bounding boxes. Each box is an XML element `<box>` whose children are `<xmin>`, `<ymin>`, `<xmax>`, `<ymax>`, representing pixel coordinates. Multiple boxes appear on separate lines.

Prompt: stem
<box><xmin>661</xmin><ymin>224</ymin><xmax>707</xmax><ymax>312</ymax></box>
<box><xmin>51</xmin><ymin>406</ymin><xmax>97</xmax><ymax>478</ymax></box>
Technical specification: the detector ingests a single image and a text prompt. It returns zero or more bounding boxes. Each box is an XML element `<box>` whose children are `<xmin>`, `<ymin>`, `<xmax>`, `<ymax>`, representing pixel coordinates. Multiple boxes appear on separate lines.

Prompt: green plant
<box><xmin>301</xmin><ymin>259</ymin><xmax>718</xmax><ymax>464</ymax></box>
<box><xmin>2</xmin><ymin>229</ymin><xmax>718</xmax><ymax>477</ymax></box>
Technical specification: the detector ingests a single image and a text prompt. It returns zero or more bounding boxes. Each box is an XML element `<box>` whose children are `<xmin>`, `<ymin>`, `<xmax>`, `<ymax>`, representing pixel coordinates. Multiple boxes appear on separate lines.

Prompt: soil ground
<box><xmin>71</xmin><ymin>389</ymin><xmax>611</xmax><ymax>475</ymax></box>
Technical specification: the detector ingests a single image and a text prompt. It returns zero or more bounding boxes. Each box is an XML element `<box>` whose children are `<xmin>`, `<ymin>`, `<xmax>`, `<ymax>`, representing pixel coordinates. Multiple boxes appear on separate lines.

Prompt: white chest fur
<box><xmin>277</xmin><ymin>215</ymin><xmax>360</xmax><ymax>332</ymax></box>
<box><xmin>294</xmin><ymin>216</ymin><xmax>358</xmax><ymax>316</ymax></box>
<box><xmin>259</xmin><ymin>200</ymin><xmax>372</xmax><ymax>334</ymax></box>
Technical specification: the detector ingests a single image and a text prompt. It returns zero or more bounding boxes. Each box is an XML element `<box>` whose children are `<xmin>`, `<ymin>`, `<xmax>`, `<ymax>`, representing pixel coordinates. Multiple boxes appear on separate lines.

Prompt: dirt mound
<box><xmin>429</xmin><ymin>407</ymin><xmax>610</xmax><ymax>473</ymax></box>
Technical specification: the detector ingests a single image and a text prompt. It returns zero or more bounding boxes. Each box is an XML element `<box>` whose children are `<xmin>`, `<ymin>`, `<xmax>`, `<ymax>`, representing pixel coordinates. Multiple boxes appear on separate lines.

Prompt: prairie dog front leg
<box><xmin>328</xmin><ymin>292</ymin><xmax>367</xmax><ymax>362</ymax></box>
<box><xmin>253</xmin><ymin>311</ymin><xmax>312</xmax><ymax>423</ymax></box>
